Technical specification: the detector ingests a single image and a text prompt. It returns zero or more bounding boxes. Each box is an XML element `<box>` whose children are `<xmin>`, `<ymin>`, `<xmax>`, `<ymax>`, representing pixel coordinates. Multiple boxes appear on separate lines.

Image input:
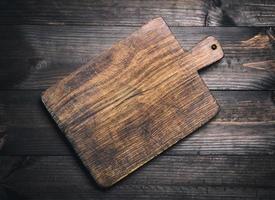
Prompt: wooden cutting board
<box><xmin>42</xmin><ymin>17</ymin><xmax>224</xmax><ymax>187</ymax></box>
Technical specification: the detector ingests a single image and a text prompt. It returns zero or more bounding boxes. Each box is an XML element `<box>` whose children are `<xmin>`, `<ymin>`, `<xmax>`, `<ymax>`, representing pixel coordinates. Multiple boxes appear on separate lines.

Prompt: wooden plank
<box><xmin>1</xmin><ymin>90</ymin><xmax>274</xmax><ymax>156</ymax></box>
<box><xmin>1</xmin><ymin>0</ymin><xmax>275</xmax><ymax>26</ymax></box>
<box><xmin>2</xmin><ymin>90</ymin><xmax>274</xmax><ymax>127</ymax></box>
<box><xmin>0</xmin><ymin>155</ymin><xmax>275</xmax><ymax>200</ymax></box>
<box><xmin>1</xmin><ymin>26</ymin><xmax>275</xmax><ymax>90</ymax></box>
<box><xmin>1</xmin><ymin>123</ymin><xmax>275</xmax><ymax>157</ymax></box>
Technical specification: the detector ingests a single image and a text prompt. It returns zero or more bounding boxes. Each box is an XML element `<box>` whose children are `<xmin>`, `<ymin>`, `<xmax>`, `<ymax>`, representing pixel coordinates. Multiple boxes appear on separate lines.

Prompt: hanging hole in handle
<box><xmin>211</xmin><ymin>44</ymin><xmax>217</xmax><ymax>50</ymax></box>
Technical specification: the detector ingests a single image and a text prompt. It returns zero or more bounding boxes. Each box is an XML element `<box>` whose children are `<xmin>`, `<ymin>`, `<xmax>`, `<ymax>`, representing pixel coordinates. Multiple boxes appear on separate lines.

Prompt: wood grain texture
<box><xmin>41</xmin><ymin>18</ymin><xmax>223</xmax><ymax>187</ymax></box>
<box><xmin>243</xmin><ymin>60</ymin><xmax>275</xmax><ymax>73</ymax></box>
<box><xmin>1</xmin><ymin>90</ymin><xmax>274</xmax><ymax>156</ymax></box>
<box><xmin>2</xmin><ymin>124</ymin><xmax>275</xmax><ymax>157</ymax></box>
<box><xmin>0</xmin><ymin>0</ymin><xmax>275</xmax><ymax>198</ymax></box>
<box><xmin>1</xmin><ymin>26</ymin><xmax>274</xmax><ymax>90</ymax></box>
<box><xmin>1</xmin><ymin>0</ymin><xmax>275</xmax><ymax>26</ymax></box>
<box><xmin>1</xmin><ymin>155</ymin><xmax>275</xmax><ymax>200</ymax></box>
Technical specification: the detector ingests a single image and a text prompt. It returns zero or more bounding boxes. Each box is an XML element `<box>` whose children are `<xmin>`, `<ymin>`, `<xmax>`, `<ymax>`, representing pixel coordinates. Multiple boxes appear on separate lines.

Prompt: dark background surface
<box><xmin>0</xmin><ymin>0</ymin><xmax>275</xmax><ymax>199</ymax></box>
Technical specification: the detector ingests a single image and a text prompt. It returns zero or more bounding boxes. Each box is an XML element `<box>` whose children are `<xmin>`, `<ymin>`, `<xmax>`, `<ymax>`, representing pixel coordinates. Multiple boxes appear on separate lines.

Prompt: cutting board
<box><xmin>42</xmin><ymin>17</ymin><xmax>224</xmax><ymax>187</ymax></box>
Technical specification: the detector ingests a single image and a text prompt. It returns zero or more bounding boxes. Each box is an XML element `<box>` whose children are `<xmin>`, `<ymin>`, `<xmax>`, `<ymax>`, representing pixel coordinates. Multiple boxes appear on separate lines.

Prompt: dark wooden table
<box><xmin>0</xmin><ymin>1</ymin><xmax>275</xmax><ymax>199</ymax></box>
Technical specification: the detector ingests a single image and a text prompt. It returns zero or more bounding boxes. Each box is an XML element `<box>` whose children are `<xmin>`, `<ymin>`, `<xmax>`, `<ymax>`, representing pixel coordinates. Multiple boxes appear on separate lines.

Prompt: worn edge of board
<box><xmin>41</xmin><ymin>17</ymin><xmax>224</xmax><ymax>187</ymax></box>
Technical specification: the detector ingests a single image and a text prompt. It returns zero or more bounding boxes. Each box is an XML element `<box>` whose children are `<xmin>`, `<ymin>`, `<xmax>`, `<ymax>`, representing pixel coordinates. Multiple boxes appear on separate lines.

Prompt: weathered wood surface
<box><xmin>1</xmin><ymin>26</ymin><xmax>275</xmax><ymax>90</ymax></box>
<box><xmin>243</xmin><ymin>60</ymin><xmax>275</xmax><ymax>73</ymax></box>
<box><xmin>42</xmin><ymin>18</ymin><xmax>224</xmax><ymax>187</ymax></box>
<box><xmin>0</xmin><ymin>155</ymin><xmax>275</xmax><ymax>200</ymax></box>
<box><xmin>1</xmin><ymin>0</ymin><xmax>275</xmax><ymax>26</ymax></box>
<box><xmin>1</xmin><ymin>90</ymin><xmax>275</xmax><ymax>156</ymax></box>
<box><xmin>1</xmin><ymin>0</ymin><xmax>275</xmax><ymax>198</ymax></box>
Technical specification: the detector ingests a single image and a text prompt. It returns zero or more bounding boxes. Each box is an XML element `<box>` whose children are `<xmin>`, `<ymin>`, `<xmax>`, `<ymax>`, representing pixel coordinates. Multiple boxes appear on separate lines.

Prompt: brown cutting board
<box><xmin>42</xmin><ymin>17</ymin><xmax>224</xmax><ymax>187</ymax></box>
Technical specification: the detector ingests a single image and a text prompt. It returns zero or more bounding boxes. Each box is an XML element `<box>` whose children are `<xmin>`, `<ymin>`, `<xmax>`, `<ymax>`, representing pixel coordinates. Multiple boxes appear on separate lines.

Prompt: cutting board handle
<box><xmin>186</xmin><ymin>36</ymin><xmax>224</xmax><ymax>72</ymax></box>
